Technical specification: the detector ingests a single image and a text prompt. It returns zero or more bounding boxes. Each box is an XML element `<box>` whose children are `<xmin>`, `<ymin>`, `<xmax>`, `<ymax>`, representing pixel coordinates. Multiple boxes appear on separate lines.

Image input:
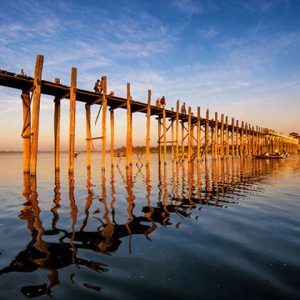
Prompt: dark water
<box><xmin>0</xmin><ymin>153</ymin><xmax>299</xmax><ymax>299</ymax></box>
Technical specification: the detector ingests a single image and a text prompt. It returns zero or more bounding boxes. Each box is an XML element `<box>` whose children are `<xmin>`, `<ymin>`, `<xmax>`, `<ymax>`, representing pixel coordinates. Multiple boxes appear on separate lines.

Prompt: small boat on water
<box><xmin>253</xmin><ymin>153</ymin><xmax>287</xmax><ymax>159</ymax></box>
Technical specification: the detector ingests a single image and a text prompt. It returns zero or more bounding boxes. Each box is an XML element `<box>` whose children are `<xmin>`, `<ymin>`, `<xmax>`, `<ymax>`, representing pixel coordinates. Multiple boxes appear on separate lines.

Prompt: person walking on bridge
<box><xmin>160</xmin><ymin>96</ymin><xmax>166</xmax><ymax>108</ymax></box>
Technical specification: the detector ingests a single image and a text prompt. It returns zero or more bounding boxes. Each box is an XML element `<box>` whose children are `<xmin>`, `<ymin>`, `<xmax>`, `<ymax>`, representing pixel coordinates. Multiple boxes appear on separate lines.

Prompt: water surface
<box><xmin>0</xmin><ymin>153</ymin><xmax>299</xmax><ymax>299</ymax></box>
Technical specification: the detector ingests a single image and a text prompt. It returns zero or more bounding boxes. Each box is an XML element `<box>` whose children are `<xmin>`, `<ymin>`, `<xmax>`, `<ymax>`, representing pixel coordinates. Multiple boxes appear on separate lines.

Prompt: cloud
<box><xmin>173</xmin><ymin>0</ymin><xmax>202</xmax><ymax>15</ymax></box>
<box><xmin>198</xmin><ymin>27</ymin><xmax>218</xmax><ymax>39</ymax></box>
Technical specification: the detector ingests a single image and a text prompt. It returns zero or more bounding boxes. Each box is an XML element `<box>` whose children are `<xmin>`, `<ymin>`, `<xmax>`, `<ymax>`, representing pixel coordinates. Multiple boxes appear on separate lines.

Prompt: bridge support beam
<box><xmin>54</xmin><ymin>97</ymin><xmax>61</xmax><ymax>172</ymax></box>
<box><xmin>21</xmin><ymin>92</ymin><xmax>31</xmax><ymax>173</ymax></box>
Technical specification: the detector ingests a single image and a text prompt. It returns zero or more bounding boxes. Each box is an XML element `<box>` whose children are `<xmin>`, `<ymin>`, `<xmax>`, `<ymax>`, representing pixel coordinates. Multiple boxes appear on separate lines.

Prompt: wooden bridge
<box><xmin>0</xmin><ymin>55</ymin><xmax>298</xmax><ymax>176</ymax></box>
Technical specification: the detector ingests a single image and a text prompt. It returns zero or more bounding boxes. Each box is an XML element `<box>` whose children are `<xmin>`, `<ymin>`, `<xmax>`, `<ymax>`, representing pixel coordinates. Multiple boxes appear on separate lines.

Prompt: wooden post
<box><xmin>126</xmin><ymin>82</ymin><xmax>132</xmax><ymax>167</ymax></box>
<box><xmin>251</xmin><ymin>125</ymin><xmax>255</xmax><ymax>155</ymax></box>
<box><xmin>30</xmin><ymin>55</ymin><xmax>44</xmax><ymax>176</ymax></box>
<box><xmin>21</xmin><ymin>92</ymin><xmax>31</xmax><ymax>173</ymax></box>
<box><xmin>158</xmin><ymin>117</ymin><xmax>162</xmax><ymax>163</ymax></box>
<box><xmin>163</xmin><ymin>107</ymin><xmax>167</xmax><ymax>164</ymax></box>
<box><xmin>197</xmin><ymin>107</ymin><xmax>201</xmax><ymax>162</ymax></box>
<box><xmin>205</xmin><ymin>109</ymin><xmax>209</xmax><ymax>156</ymax></box>
<box><xmin>171</xmin><ymin>107</ymin><xmax>175</xmax><ymax>161</ymax></box>
<box><xmin>54</xmin><ymin>97</ymin><xmax>61</xmax><ymax>172</ymax></box>
<box><xmin>220</xmin><ymin>114</ymin><xmax>224</xmax><ymax>158</ymax></box>
<box><xmin>181</xmin><ymin>120</ymin><xmax>185</xmax><ymax>160</ymax></box>
<box><xmin>68</xmin><ymin>67</ymin><xmax>77</xmax><ymax>174</ymax></box>
<box><xmin>225</xmin><ymin>116</ymin><xmax>229</xmax><ymax>158</ymax></box>
<box><xmin>175</xmin><ymin>100</ymin><xmax>179</xmax><ymax>162</ymax></box>
<box><xmin>188</xmin><ymin>107</ymin><xmax>192</xmax><ymax>162</ymax></box>
<box><xmin>146</xmin><ymin>90</ymin><xmax>151</xmax><ymax>166</ymax></box>
<box><xmin>236</xmin><ymin>120</ymin><xmax>239</xmax><ymax>156</ymax></box>
<box><xmin>240</xmin><ymin>121</ymin><xmax>244</xmax><ymax>157</ymax></box>
<box><xmin>85</xmin><ymin>104</ymin><xmax>91</xmax><ymax>170</ymax></box>
<box><xmin>101</xmin><ymin>76</ymin><xmax>107</xmax><ymax>171</ymax></box>
<box><xmin>214</xmin><ymin>112</ymin><xmax>218</xmax><ymax>158</ymax></box>
<box><xmin>231</xmin><ymin>118</ymin><xmax>235</xmax><ymax>157</ymax></box>
<box><xmin>110</xmin><ymin>110</ymin><xmax>114</xmax><ymax>165</ymax></box>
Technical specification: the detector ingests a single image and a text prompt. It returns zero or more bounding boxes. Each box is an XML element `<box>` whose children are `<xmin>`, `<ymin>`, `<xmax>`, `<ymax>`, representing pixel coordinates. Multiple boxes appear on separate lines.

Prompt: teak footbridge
<box><xmin>0</xmin><ymin>55</ymin><xmax>298</xmax><ymax>176</ymax></box>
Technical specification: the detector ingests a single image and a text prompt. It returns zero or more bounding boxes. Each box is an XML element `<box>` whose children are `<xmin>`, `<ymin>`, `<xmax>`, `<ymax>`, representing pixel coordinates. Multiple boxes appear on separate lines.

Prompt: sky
<box><xmin>0</xmin><ymin>0</ymin><xmax>300</xmax><ymax>151</ymax></box>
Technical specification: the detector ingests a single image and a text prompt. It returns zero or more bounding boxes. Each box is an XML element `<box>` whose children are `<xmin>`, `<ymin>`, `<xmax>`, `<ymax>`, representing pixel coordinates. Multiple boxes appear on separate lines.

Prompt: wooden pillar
<box><xmin>171</xmin><ymin>107</ymin><xmax>175</xmax><ymax>161</ymax></box>
<box><xmin>236</xmin><ymin>120</ymin><xmax>239</xmax><ymax>156</ymax></box>
<box><xmin>54</xmin><ymin>97</ymin><xmax>61</xmax><ymax>172</ymax></box>
<box><xmin>158</xmin><ymin>117</ymin><xmax>162</xmax><ymax>163</ymax></box>
<box><xmin>245</xmin><ymin>123</ymin><xmax>248</xmax><ymax>156</ymax></box>
<box><xmin>231</xmin><ymin>118</ymin><xmax>235</xmax><ymax>157</ymax></box>
<box><xmin>146</xmin><ymin>90</ymin><xmax>151</xmax><ymax>166</ymax></box>
<box><xmin>205</xmin><ymin>109</ymin><xmax>209</xmax><ymax>156</ymax></box>
<box><xmin>21</xmin><ymin>92</ymin><xmax>31</xmax><ymax>173</ymax></box>
<box><xmin>68</xmin><ymin>67</ymin><xmax>77</xmax><ymax>174</ymax></box>
<box><xmin>101</xmin><ymin>76</ymin><xmax>107</xmax><ymax>171</ymax></box>
<box><xmin>175</xmin><ymin>100</ymin><xmax>179</xmax><ymax>162</ymax></box>
<box><xmin>181</xmin><ymin>120</ymin><xmax>185</xmax><ymax>160</ymax></box>
<box><xmin>163</xmin><ymin>107</ymin><xmax>167</xmax><ymax>164</ymax></box>
<box><xmin>110</xmin><ymin>110</ymin><xmax>114</xmax><ymax>165</ymax></box>
<box><xmin>251</xmin><ymin>126</ymin><xmax>255</xmax><ymax>155</ymax></box>
<box><xmin>225</xmin><ymin>116</ymin><xmax>229</xmax><ymax>158</ymax></box>
<box><xmin>197</xmin><ymin>107</ymin><xmax>201</xmax><ymax>162</ymax></box>
<box><xmin>126</xmin><ymin>82</ymin><xmax>132</xmax><ymax>167</ymax></box>
<box><xmin>214</xmin><ymin>112</ymin><xmax>218</xmax><ymax>158</ymax></box>
<box><xmin>30</xmin><ymin>55</ymin><xmax>44</xmax><ymax>176</ymax></box>
<box><xmin>240</xmin><ymin>121</ymin><xmax>244</xmax><ymax>156</ymax></box>
<box><xmin>220</xmin><ymin>113</ymin><xmax>224</xmax><ymax>158</ymax></box>
<box><xmin>188</xmin><ymin>107</ymin><xmax>192</xmax><ymax>162</ymax></box>
<box><xmin>85</xmin><ymin>104</ymin><xmax>91</xmax><ymax>170</ymax></box>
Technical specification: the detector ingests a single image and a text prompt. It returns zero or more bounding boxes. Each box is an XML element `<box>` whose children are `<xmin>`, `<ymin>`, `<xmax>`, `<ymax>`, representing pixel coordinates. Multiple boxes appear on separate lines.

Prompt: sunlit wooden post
<box><xmin>220</xmin><ymin>113</ymin><xmax>224</xmax><ymax>158</ymax></box>
<box><xmin>101</xmin><ymin>76</ymin><xmax>107</xmax><ymax>171</ymax></box>
<box><xmin>236</xmin><ymin>120</ymin><xmax>239</xmax><ymax>156</ymax></box>
<box><xmin>30</xmin><ymin>55</ymin><xmax>44</xmax><ymax>176</ymax></box>
<box><xmin>54</xmin><ymin>97</ymin><xmax>61</xmax><ymax>172</ymax></box>
<box><xmin>158</xmin><ymin>117</ymin><xmax>162</xmax><ymax>163</ymax></box>
<box><xmin>175</xmin><ymin>100</ymin><xmax>179</xmax><ymax>162</ymax></box>
<box><xmin>188</xmin><ymin>107</ymin><xmax>192</xmax><ymax>162</ymax></box>
<box><xmin>197</xmin><ymin>106</ymin><xmax>201</xmax><ymax>162</ymax></box>
<box><xmin>126</xmin><ymin>82</ymin><xmax>132</xmax><ymax>167</ymax></box>
<box><xmin>205</xmin><ymin>109</ymin><xmax>209</xmax><ymax>156</ymax></box>
<box><xmin>85</xmin><ymin>104</ymin><xmax>91</xmax><ymax>170</ymax></box>
<box><xmin>181</xmin><ymin>120</ymin><xmax>185</xmax><ymax>160</ymax></box>
<box><xmin>163</xmin><ymin>106</ymin><xmax>167</xmax><ymax>164</ymax></box>
<box><xmin>171</xmin><ymin>107</ymin><xmax>175</xmax><ymax>161</ymax></box>
<box><xmin>110</xmin><ymin>110</ymin><xmax>114</xmax><ymax>165</ymax></box>
<box><xmin>240</xmin><ymin>121</ymin><xmax>244</xmax><ymax>157</ymax></box>
<box><xmin>225</xmin><ymin>116</ymin><xmax>229</xmax><ymax>158</ymax></box>
<box><xmin>68</xmin><ymin>67</ymin><xmax>77</xmax><ymax>174</ymax></box>
<box><xmin>214</xmin><ymin>112</ymin><xmax>218</xmax><ymax>158</ymax></box>
<box><xmin>245</xmin><ymin>123</ymin><xmax>248</xmax><ymax>156</ymax></box>
<box><xmin>231</xmin><ymin>118</ymin><xmax>235</xmax><ymax>157</ymax></box>
<box><xmin>146</xmin><ymin>90</ymin><xmax>151</xmax><ymax>166</ymax></box>
<box><xmin>21</xmin><ymin>92</ymin><xmax>31</xmax><ymax>173</ymax></box>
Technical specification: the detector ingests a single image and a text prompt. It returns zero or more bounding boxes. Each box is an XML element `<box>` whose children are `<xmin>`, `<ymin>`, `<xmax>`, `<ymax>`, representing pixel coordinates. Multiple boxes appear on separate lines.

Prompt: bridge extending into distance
<box><xmin>0</xmin><ymin>55</ymin><xmax>298</xmax><ymax>176</ymax></box>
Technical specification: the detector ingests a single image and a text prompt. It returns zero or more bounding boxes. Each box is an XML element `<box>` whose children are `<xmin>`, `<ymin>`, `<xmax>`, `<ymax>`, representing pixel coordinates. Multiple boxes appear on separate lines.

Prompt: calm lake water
<box><xmin>0</xmin><ymin>153</ymin><xmax>299</xmax><ymax>299</ymax></box>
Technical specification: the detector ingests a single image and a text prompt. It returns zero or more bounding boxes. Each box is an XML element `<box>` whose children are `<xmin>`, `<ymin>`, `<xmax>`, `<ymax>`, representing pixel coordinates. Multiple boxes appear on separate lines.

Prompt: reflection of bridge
<box><xmin>0</xmin><ymin>55</ymin><xmax>298</xmax><ymax>177</ymax></box>
<box><xmin>0</xmin><ymin>157</ymin><xmax>291</xmax><ymax>297</ymax></box>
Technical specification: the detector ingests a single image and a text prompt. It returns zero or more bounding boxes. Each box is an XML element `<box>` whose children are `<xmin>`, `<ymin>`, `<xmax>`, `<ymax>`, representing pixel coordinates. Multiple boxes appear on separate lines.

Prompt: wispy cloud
<box><xmin>173</xmin><ymin>0</ymin><xmax>202</xmax><ymax>15</ymax></box>
<box><xmin>198</xmin><ymin>26</ymin><xmax>219</xmax><ymax>39</ymax></box>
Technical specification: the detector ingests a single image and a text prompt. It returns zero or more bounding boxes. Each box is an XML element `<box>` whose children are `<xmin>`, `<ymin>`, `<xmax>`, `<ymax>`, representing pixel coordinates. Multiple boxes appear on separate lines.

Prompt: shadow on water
<box><xmin>0</xmin><ymin>156</ymin><xmax>299</xmax><ymax>298</ymax></box>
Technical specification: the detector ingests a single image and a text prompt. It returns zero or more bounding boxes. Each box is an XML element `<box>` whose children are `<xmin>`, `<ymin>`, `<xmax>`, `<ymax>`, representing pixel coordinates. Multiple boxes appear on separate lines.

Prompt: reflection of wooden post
<box><xmin>163</xmin><ymin>107</ymin><xmax>167</xmax><ymax>164</ymax></box>
<box><xmin>231</xmin><ymin>118</ymin><xmax>235</xmax><ymax>157</ymax></box>
<box><xmin>175</xmin><ymin>100</ymin><xmax>179</xmax><ymax>162</ymax></box>
<box><xmin>188</xmin><ymin>107</ymin><xmax>192</xmax><ymax>162</ymax></box>
<box><xmin>220</xmin><ymin>113</ymin><xmax>224</xmax><ymax>158</ymax></box>
<box><xmin>146</xmin><ymin>90</ymin><xmax>151</xmax><ymax>166</ymax></box>
<box><xmin>197</xmin><ymin>107</ymin><xmax>201</xmax><ymax>162</ymax></box>
<box><xmin>110</xmin><ymin>110</ymin><xmax>114</xmax><ymax>165</ymax></box>
<box><xmin>68</xmin><ymin>67</ymin><xmax>77</xmax><ymax>174</ymax></box>
<box><xmin>236</xmin><ymin>120</ymin><xmax>239</xmax><ymax>156</ymax></box>
<box><xmin>205</xmin><ymin>109</ymin><xmax>209</xmax><ymax>156</ymax></box>
<box><xmin>21</xmin><ymin>92</ymin><xmax>31</xmax><ymax>173</ymax></box>
<box><xmin>126</xmin><ymin>83</ymin><xmax>132</xmax><ymax>167</ymax></box>
<box><xmin>30</xmin><ymin>55</ymin><xmax>44</xmax><ymax>176</ymax></box>
<box><xmin>54</xmin><ymin>97</ymin><xmax>61</xmax><ymax>172</ymax></box>
<box><xmin>102</xmin><ymin>76</ymin><xmax>107</xmax><ymax>170</ymax></box>
<box><xmin>214</xmin><ymin>112</ymin><xmax>218</xmax><ymax>158</ymax></box>
<box><xmin>85</xmin><ymin>104</ymin><xmax>91</xmax><ymax>170</ymax></box>
<box><xmin>225</xmin><ymin>116</ymin><xmax>229</xmax><ymax>158</ymax></box>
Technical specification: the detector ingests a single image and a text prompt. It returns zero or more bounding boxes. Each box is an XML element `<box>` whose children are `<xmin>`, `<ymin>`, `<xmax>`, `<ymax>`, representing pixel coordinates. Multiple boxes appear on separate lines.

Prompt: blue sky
<box><xmin>0</xmin><ymin>0</ymin><xmax>300</xmax><ymax>150</ymax></box>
